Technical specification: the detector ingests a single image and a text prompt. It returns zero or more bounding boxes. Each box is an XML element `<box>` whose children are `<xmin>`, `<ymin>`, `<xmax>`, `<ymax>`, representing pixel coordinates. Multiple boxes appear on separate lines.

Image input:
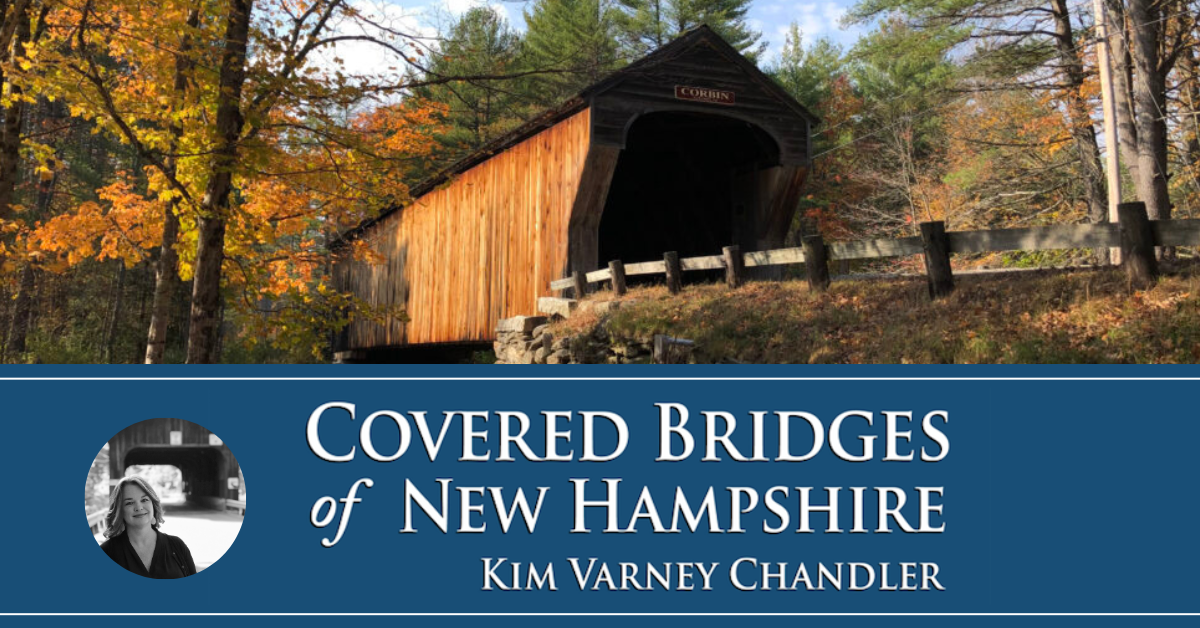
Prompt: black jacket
<box><xmin>100</xmin><ymin>529</ymin><xmax>197</xmax><ymax>579</ymax></box>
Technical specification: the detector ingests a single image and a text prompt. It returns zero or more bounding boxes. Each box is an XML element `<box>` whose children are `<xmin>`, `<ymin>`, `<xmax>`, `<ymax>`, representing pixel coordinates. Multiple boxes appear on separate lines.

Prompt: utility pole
<box><xmin>1093</xmin><ymin>0</ymin><xmax>1122</xmax><ymax>264</ymax></box>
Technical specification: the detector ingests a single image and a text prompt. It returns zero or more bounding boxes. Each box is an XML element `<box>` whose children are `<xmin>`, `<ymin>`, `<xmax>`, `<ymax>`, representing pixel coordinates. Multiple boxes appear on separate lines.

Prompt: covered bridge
<box><xmin>333</xmin><ymin>26</ymin><xmax>818</xmax><ymax>362</ymax></box>
<box><xmin>106</xmin><ymin>418</ymin><xmax>242</xmax><ymax>505</ymax></box>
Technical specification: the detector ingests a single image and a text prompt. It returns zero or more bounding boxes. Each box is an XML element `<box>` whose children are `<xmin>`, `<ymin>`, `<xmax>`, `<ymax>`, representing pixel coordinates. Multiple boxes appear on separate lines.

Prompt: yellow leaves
<box><xmin>350</xmin><ymin>239</ymin><xmax>385</xmax><ymax>264</ymax></box>
<box><xmin>6</xmin><ymin>0</ymin><xmax>448</xmax><ymax>359</ymax></box>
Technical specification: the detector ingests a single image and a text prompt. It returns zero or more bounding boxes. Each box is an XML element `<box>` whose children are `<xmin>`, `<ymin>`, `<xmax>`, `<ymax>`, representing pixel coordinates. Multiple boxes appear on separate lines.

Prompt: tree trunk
<box><xmin>185</xmin><ymin>0</ymin><xmax>253</xmax><ymax>364</ymax></box>
<box><xmin>134</xmin><ymin>262</ymin><xmax>150</xmax><ymax>362</ymax></box>
<box><xmin>1105</xmin><ymin>0</ymin><xmax>1143</xmax><ymax>191</ymax></box>
<box><xmin>0</xmin><ymin>1</ymin><xmax>30</xmax><ymax>225</ymax></box>
<box><xmin>188</xmin><ymin>212</ymin><xmax>228</xmax><ymax>363</ymax></box>
<box><xmin>144</xmin><ymin>187</ymin><xmax>181</xmax><ymax>362</ymax></box>
<box><xmin>1127</xmin><ymin>0</ymin><xmax>1171</xmax><ymax>222</ymax></box>
<box><xmin>1050</xmin><ymin>0</ymin><xmax>1109</xmax><ymax>263</ymax></box>
<box><xmin>145</xmin><ymin>9</ymin><xmax>199</xmax><ymax>364</ymax></box>
<box><xmin>5</xmin><ymin>263</ymin><xmax>34</xmax><ymax>358</ymax></box>
<box><xmin>1180</xmin><ymin>44</ymin><xmax>1200</xmax><ymax>193</ymax></box>
<box><xmin>3</xmin><ymin>140</ymin><xmax>61</xmax><ymax>361</ymax></box>
<box><xmin>104</xmin><ymin>262</ymin><xmax>126</xmax><ymax>363</ymax></box>
<box><xmin>0</xmin><ymin>284</ymin><xmax>9</xmax><ymax>354</ymax></box>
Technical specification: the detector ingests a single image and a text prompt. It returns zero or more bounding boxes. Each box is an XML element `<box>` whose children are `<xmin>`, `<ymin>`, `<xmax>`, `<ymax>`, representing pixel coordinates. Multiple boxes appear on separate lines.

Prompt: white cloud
<box><xmin>823</xmin><ymin>4</ymin><xmax>848</xmax><ymax>24</ymax></box>
<box><xmin>439</xmin><ymin>0</ymin><xmax>510</xmax><ymax>21</ymax></box>
<box><xmin>754</xmin><ymin>1</ymin><xmax>866</xmax><ymax>61</ymax></box>
<box><xmin>308</xmin><ymin>0</ymin><xmax>439</xmax><ymax>89</ymax></box>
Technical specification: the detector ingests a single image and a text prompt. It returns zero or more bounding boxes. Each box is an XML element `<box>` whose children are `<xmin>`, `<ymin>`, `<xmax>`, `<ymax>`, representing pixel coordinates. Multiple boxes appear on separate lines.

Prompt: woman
<box><xmin>99</xmin><ymin>476</ymin><xmax>197</xmax><ymax>578</ymax></box>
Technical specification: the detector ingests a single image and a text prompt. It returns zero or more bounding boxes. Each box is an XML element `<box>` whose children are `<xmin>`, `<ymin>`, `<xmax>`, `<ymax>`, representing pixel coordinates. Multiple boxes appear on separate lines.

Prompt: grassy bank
<box><xmin>553</xmin><ymin>266</ymin><xmax>1200</xmax><ymax>363</ymax></box>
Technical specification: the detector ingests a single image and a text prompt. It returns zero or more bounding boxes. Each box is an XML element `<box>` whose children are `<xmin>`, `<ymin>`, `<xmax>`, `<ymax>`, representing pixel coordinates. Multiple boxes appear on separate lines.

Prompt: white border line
<box><xmin>1</xmin><ymin>377</ymin><xmax>1199</xmax><ymax>381</ymax></box>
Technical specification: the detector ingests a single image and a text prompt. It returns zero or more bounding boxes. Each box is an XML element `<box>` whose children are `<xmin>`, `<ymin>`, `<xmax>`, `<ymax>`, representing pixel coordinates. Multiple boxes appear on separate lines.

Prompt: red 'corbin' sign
<box><xmin>674</xmin><ymin>85</ymin><xmax>736</xmax><ymax>105</ymax></box>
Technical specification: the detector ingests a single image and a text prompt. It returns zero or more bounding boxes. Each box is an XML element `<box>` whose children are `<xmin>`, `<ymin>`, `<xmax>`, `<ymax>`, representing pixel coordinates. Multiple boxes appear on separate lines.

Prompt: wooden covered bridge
<box><xmin>333</xmin><ymin>26</ymin><xmax>818</xmax><ymax>362</ymax></box>
<box><xmin>105</xmin><ymin>418</ymin><xmax>243</xmax><ymax>507</ymax></box>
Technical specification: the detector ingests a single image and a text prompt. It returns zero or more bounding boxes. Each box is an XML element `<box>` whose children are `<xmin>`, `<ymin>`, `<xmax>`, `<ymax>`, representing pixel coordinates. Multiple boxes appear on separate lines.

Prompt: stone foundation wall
<box><xmin>493</xmin><ymin>298</ymin><xmax>655</xmax><ymax>364</ymax></box>
<box><xmin>493</xmin><ymin>315</ymin><xmax>574</xmax><ymax>364</ymax></box>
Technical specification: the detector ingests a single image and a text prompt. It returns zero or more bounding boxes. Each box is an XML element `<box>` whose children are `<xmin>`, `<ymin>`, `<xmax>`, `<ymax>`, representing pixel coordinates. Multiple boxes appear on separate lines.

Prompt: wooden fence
<box><xmin>551</xmin><ymin>202</ymin><xmax>1200</xmax><ymax>298</ymax></box>
<box><xmin>88</xmin><ymin>510</ymin><xmax>106</xmax><ymax>536</ymax></box>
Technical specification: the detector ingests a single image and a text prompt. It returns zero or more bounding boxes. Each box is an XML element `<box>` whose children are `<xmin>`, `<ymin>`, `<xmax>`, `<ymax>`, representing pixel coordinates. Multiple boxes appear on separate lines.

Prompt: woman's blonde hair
<box><xmin>103</xmin><ymin>475</ymin><xmax>165</xmax><ymax>539</ymax></box>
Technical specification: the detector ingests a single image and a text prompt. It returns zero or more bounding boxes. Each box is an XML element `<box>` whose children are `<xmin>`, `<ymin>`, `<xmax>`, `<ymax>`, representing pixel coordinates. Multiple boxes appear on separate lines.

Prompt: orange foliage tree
<box><xmin>16</xmin><ymin>0</ymin><xmax>446</xmax><ymax>361</ymax></box>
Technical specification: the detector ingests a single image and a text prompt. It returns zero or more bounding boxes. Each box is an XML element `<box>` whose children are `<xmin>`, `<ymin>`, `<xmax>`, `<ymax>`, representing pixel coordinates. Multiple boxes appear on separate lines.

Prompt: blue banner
<box><xmin>2</xmin><ymin>366</ymin><xmax>1197</xmax><ymax>624</ymax></box>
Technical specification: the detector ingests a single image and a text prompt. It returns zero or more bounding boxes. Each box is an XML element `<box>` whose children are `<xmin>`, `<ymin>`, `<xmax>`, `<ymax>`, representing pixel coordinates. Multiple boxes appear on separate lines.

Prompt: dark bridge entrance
<box><xmin>598</xmin><ymin>111</ymin><xmax>782</xmax><ymax>268</ymax></box>
<box><xmin>107</xmin><ymin>418</ymin><xmax>242</xmax><ymax>506</ymax></box>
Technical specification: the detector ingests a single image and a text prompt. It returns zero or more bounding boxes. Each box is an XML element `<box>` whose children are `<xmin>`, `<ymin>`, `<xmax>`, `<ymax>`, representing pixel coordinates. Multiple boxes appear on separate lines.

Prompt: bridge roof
<box><xmin>337</xmin><ymin>25</ymin><xmax>819</xmax><ymax>246</ymax></box>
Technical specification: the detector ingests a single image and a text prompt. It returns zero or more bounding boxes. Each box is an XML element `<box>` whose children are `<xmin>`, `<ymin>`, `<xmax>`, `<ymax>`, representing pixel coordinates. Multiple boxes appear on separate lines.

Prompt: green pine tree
<box><xmin>769</xmin><ymin>24</ymin><xmax>846</xmax><ymax>112</ymax></box>
<box><xmin>615</xmin><ymin>0</ymin><xmax>764</xmax><ymax>60</ymax></box>
<box><xmin>414</xmin><ymin>7</ymin><xmax>525</xmax><ymax>166</ymax></box>
<box><xmin>521</xmin><ymin>0</ymin><xmax>623</xmax><ymax>107</ymax></box>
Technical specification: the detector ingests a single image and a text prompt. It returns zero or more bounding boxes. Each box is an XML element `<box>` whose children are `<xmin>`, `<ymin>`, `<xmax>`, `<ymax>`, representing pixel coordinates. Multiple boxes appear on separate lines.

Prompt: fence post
<box><xmin>1117</xmin><ymin>201</ymin><xmax>1158</xmax><ymax>289</ymax></box>
<box><xmin>664</xmin><ymin>251</ymin><xmax>682</xmax><ymax>294</ymax></box>
<box><xmin>653</xmin><ymin>334</ymin><xmax>669</xmax><ymax>364</ymax></box>
<box><xmin>722</xmin><ymin>245</ymin><xmax>745</xmax><ymax>289</ymax></box>
<box><xmin>608</xmin><ymin>260</ymin><xmax>627</xmax><ymax>296</ymax></box>
<box><xmin>920</xmin><ymin>221</ymin><xmax>954</xmax><ymax>299</ymax></box>
<box><xmin>572</xmin><ymin>271</ymin><xmax>587</xmax><ymax>300</ymax></box>
<box><xmin>653</xmin><ymin>334</ymin><xmax>695</xmax><ymax>364</ymax></box>
<box><xmin>801</xmin><ymin>235</ymin><xmax>831</xmax><ymax>292</ymax></box>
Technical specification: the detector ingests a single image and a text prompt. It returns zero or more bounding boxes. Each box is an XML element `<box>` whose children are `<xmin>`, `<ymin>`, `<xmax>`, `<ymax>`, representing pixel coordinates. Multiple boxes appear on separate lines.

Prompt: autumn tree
<box><xmin>941</xmin><ymin>88</ymin><xmax>1092</xmax><ymax>233</ymax></box>
<box><xmin>1104</xmin><ymin>0</ymin><xmax>1197</xmax><ymax>233</ymax></box>
<box><xmin>848</xmin><ymin>0</ymin><xmax>1113</xmax><ymax>264</ymax></box>
<box><xmin>842</xmin><ymin>20</ymin><xmax>956</xmax><ymax>234</ymax></box>
<box><xmin>0</xmin><ymin>0</ymin><xmax>41</xmax><ymax>227</ymax></box>
<box><xmin>1</xmin><ymin>1</ymin><xmax>58</xmax><ymax>357</ymax></box>
<box><xmin>48</xmin><ymin>0</ymin><xmax>447</xmax><ymax>362</ymax></box>
<box><xmin>769</xmin><ymin>26</ymin><xmax>865</xmax><ymax>239</ymax></box>
<box><xmin>1177</xmin><ymin>38</ymin><xmax>1200</xmax><ymax>205</ymax></box>
<box><xmin>142</xmin><ymin>7</ymin><xmax>199</xmax><ymax>364</ymax></box>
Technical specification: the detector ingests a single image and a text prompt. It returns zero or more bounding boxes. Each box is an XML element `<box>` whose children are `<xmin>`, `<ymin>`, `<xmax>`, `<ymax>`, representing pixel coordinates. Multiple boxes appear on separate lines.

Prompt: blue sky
<box><xmin>743</xmin><ymin>0</ymin><xmax>868</xmax><ymax>56</ymax></box>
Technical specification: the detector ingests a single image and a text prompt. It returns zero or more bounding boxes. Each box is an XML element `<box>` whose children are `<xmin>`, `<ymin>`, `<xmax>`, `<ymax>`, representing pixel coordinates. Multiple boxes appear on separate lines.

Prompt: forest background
<box><xmin>0</xmin><ymin>0</ymin><xmax>1196</xmax><ymax>363</ymax></box>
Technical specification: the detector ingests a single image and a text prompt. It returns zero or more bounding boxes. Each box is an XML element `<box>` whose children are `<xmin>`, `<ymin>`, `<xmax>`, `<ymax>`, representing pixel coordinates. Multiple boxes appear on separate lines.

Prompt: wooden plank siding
<box><xmin>334</xmin><ymin>28</ymin><xmax>819</xmax><ymax>357</ymax></box>
<box><xmin>340</xmin><ymin>109</ymin><xmax>593</xmax><ymax>348</ymax></box>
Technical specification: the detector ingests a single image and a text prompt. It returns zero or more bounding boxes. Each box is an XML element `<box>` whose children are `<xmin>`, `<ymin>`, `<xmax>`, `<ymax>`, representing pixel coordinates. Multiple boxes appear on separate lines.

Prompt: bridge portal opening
<box><xmin>124</xmin><ymin>464</ymin><xmax>184</xmax><ymax>504</ymax></box>
<box><xmin>124</xmin><ymin>446</ymin><xmax>227</xmax><ymax>503</ymax></box>
<box><xmin>598</xmin><ymin>111</ymin><xmax>781</xmax><ymax>270</ymax></box>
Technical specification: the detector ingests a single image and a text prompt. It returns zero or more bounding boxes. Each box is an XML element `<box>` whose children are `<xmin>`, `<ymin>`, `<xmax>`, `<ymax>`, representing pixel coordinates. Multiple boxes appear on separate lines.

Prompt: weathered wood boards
<box><xmin>829</xmin><ymin>237</ymin><xmax>924</xmax><ymax>260</ymax></box>
<box><xmin>589</xmin><ymin>35</ymin><xmax>815</xmax><ymax>165</ymax></box>
<box><xmin>556</xmin><ymin>217</ymin><xmax>1200</xmax><ymax>296</ymax></box>
<box><xmin>336</xmin><ymin>27</ymin><xmax>821</xmax><ymax>356</ymax></box>
<box><xmin>920</xmin><ymin>222</ymin><xmax>954</xmax><ymax>298</ymax></box>
<box><xmin>340</xmin><ymin>109</ymin><xmax>592</xmax><ymax>348</ymax></box>
<box><xmin>948</xmin><ymin>224</ymin><xmax>1120</xmax><ymax>253</ymax></box>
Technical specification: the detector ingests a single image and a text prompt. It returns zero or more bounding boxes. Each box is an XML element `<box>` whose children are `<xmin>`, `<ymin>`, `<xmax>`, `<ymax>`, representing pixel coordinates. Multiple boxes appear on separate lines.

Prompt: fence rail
<box><xmin>551</xmin><ymin>202</ymin><xmax>1196</xmax><ymax>298</ymax></box>
<box><xmin>88</xmin><ymin>510</ymin><xmax>106</xmax><ymax>535</ymax></box>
